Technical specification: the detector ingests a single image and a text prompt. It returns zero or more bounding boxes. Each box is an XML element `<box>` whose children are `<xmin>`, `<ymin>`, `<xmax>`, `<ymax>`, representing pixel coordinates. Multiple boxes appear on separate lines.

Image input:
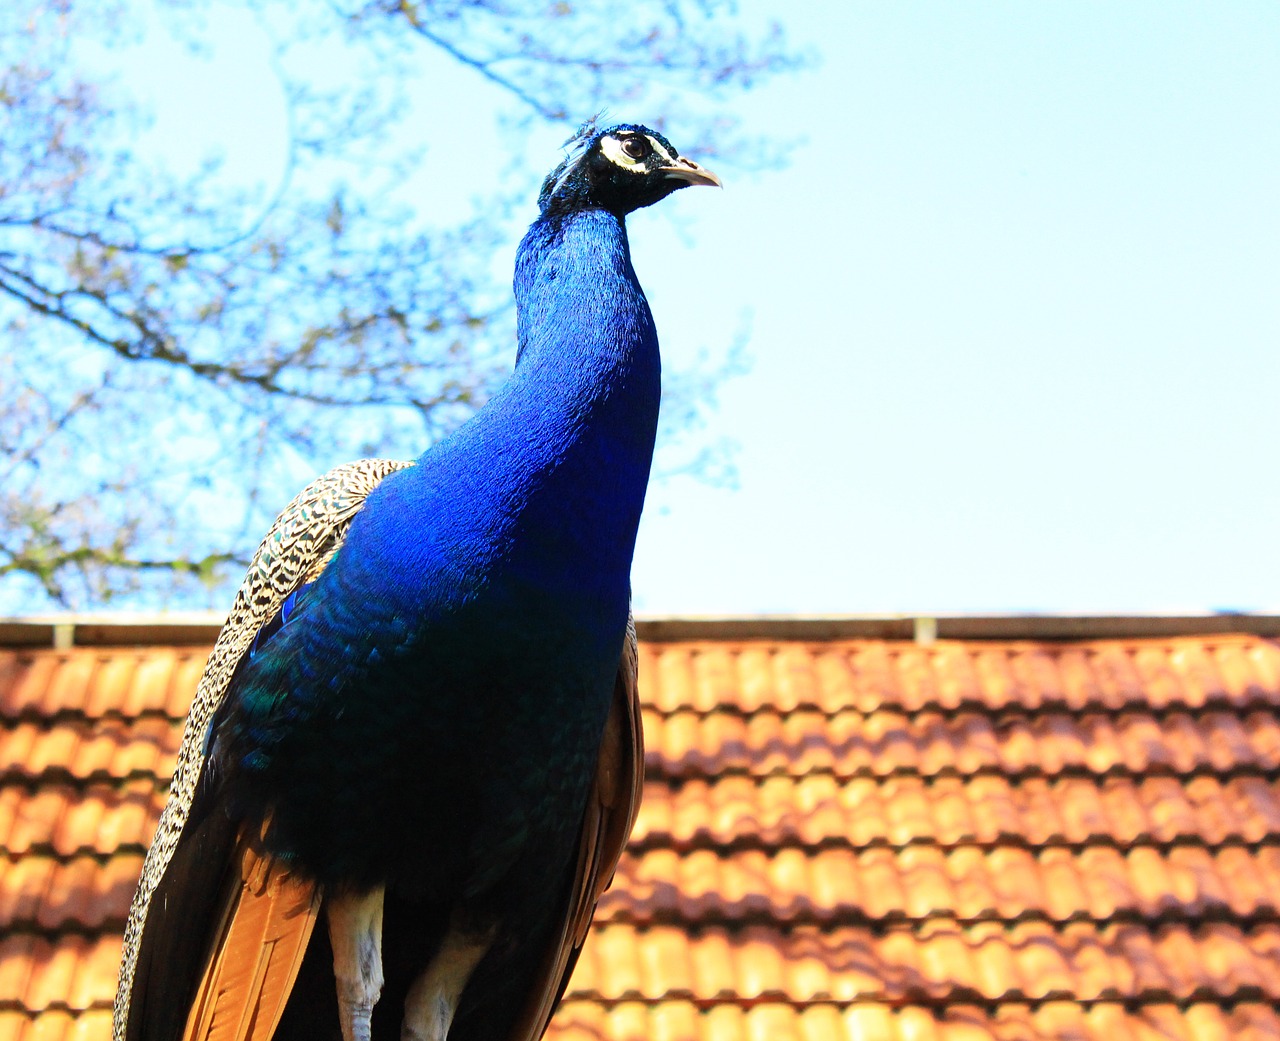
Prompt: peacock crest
<box><xmin>539</xmin><ymin>114</ymin><xmax>608</xmax><ymax>209</ymax></box>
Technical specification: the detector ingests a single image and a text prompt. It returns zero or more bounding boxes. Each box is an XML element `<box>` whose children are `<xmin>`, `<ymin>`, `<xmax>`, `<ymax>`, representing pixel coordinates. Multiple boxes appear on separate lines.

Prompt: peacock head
<box><xmin>538</xmin><ymin>121</ymin><xmax>721</xmax><ymax>218</ymax></box>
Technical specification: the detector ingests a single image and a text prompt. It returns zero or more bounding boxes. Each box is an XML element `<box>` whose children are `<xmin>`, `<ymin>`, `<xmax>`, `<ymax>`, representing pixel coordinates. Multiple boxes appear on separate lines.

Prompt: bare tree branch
<box><xmin>0</xmin><ymin>0</ymin><xmax>803</xmax><ymax>610</ymax></box>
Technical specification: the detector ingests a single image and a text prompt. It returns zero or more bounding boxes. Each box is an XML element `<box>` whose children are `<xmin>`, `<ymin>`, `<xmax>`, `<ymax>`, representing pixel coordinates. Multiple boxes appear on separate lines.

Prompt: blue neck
<box><xmin>332</xmin><ymin>208</ymin><xmax>661</xmax><ymax>648</ymax></box>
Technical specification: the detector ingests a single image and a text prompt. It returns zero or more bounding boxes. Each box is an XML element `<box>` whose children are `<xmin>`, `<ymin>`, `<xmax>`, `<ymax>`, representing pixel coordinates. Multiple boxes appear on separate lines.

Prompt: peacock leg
<box><xmin>400</xmin><ymin>915</ymin><xmax>495</xmax><ymax>1041</ymax></box>
<box><xmin>327</xmin><ymin>887</ymin><xmax>386</xmax><ymax>1041</ymax></box>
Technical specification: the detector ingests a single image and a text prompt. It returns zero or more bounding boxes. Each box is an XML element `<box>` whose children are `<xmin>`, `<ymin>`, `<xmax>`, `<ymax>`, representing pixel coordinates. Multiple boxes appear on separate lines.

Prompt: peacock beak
<box><xmin>661</xmin><ymin>157</ymin><xmax>723</xmax><ymax>188</ymax></box>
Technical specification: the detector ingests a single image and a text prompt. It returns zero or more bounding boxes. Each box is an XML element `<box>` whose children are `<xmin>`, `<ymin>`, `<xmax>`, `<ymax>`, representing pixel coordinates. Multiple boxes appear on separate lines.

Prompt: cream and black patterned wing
<box><xmin>113</xmin><ymin>456</ymin><xmax>413</xmax><ymax>1041</ymax></box>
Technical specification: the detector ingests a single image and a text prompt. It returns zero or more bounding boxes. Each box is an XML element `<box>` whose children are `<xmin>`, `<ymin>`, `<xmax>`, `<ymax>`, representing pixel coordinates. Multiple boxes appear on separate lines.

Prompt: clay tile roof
<box><xmin>3</xmin><ymin>614</ymin><xmax>1280</xmax><ymax>1041</ymax></box>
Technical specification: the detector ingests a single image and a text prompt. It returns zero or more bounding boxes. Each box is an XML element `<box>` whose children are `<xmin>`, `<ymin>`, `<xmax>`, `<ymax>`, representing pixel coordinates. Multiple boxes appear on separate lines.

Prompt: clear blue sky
<box><xmin>96</xmin><ymin>2</ymin><xmax>1280</xmax><ymax>616</ymax></box>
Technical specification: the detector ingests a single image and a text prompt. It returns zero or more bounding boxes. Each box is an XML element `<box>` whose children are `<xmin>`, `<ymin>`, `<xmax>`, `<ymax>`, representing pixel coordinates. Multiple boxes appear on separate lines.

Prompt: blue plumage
<box><xmin>117</xmin><ymin>123</ymin><xmax>720</xmax><ymax>1041</ymax></box>
<box><xmin>219</xmin><ymin>187</ymin><xmax>663</xmax><ymax>888</ymax></box>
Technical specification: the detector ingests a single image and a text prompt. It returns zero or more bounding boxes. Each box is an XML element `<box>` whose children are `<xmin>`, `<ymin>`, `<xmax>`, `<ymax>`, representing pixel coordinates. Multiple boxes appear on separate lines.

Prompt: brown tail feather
<box><xmin>182</xmin><ymin>844</ymin><xmax>322</xmax><ymax>1041</ymax></box>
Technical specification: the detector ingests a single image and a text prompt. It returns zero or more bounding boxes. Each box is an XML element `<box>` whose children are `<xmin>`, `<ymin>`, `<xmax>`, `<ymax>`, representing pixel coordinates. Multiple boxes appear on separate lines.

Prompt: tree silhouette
<box><xmin>0</xmin><ymin>0</ymin><xmax>800</xmax><ymax>608</ymax></box>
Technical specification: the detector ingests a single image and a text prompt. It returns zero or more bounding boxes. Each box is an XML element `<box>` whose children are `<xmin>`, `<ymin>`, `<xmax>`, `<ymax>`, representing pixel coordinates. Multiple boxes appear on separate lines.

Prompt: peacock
<box><xmin>113</xmin><ymin>122</ymin><xmax>720</xmax><ymax>1041</ymax></box>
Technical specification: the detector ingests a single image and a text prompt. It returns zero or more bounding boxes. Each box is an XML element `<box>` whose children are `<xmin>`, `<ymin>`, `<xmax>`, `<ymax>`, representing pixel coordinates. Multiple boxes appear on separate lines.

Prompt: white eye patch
<box><xmin>599</xmin><ymin>133</ymin><xmax>679</xmax><ymax>171</ymax></box>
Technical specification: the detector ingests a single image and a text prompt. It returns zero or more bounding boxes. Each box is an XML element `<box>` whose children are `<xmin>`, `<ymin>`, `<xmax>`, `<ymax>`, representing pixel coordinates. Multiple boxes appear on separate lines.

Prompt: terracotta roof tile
<box><xmin>0</xmin><ymin>1011</ymin><xmax>114</xmax><ymax>1041</ymax></box>
<box><xmin>562</xmin><ymin>920</ymin><xmax>1280</xmax><ymax>1004</ymax></box>
<box><xmin>0</xmin><ymin>933</ymin><xmax>120</xmax><ymax>1013</ymax></box>
<box><xmin>0</xmin><ymin>649</ymin><xmax>204</xmax><ymax>721</ymax></box>
<box><xmin>14</xmin><ymin>1001</ymin><xmax>1276</xmax><ymax>1041</ymax></box>
<box><xmin>644</xmin><ymin>705</ymin><xmax>1280</xmax><ymax>781</ymax></box>
<box><xmin>1</xmin><ymin>854</ymin><xmax>143</xmax><ymax>930</ymax></box>
<box><xmin>638</xmin><ymin>638</ymin><xmax>1280</xmax><ymax>715</ymax></box>
<box><xmin>630</xmin><ymin>773</ymin><xmax>1280</xmax><ymax>850</ymax></box>
<box><xmin>0</xmin><ymin>718</ymin><xmax>180</xmax><ymax>782</ymax></box>
<box><xmin>0</xmin><ymin>782</ymin><xmax>163</xmax><ymax>856</ymax></box>
<box><xmin>4</xmin><ymin>627</ymin><xmax>1280</xmax><ymax>1041</ymax></box>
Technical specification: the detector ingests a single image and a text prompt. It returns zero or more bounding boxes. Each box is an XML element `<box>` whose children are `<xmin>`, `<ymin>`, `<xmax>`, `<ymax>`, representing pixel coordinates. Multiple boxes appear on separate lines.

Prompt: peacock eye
<box><xmin>620</xmin><ymin>135</ymin><xmax>650</xmax><ymax>161</ymax></box>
